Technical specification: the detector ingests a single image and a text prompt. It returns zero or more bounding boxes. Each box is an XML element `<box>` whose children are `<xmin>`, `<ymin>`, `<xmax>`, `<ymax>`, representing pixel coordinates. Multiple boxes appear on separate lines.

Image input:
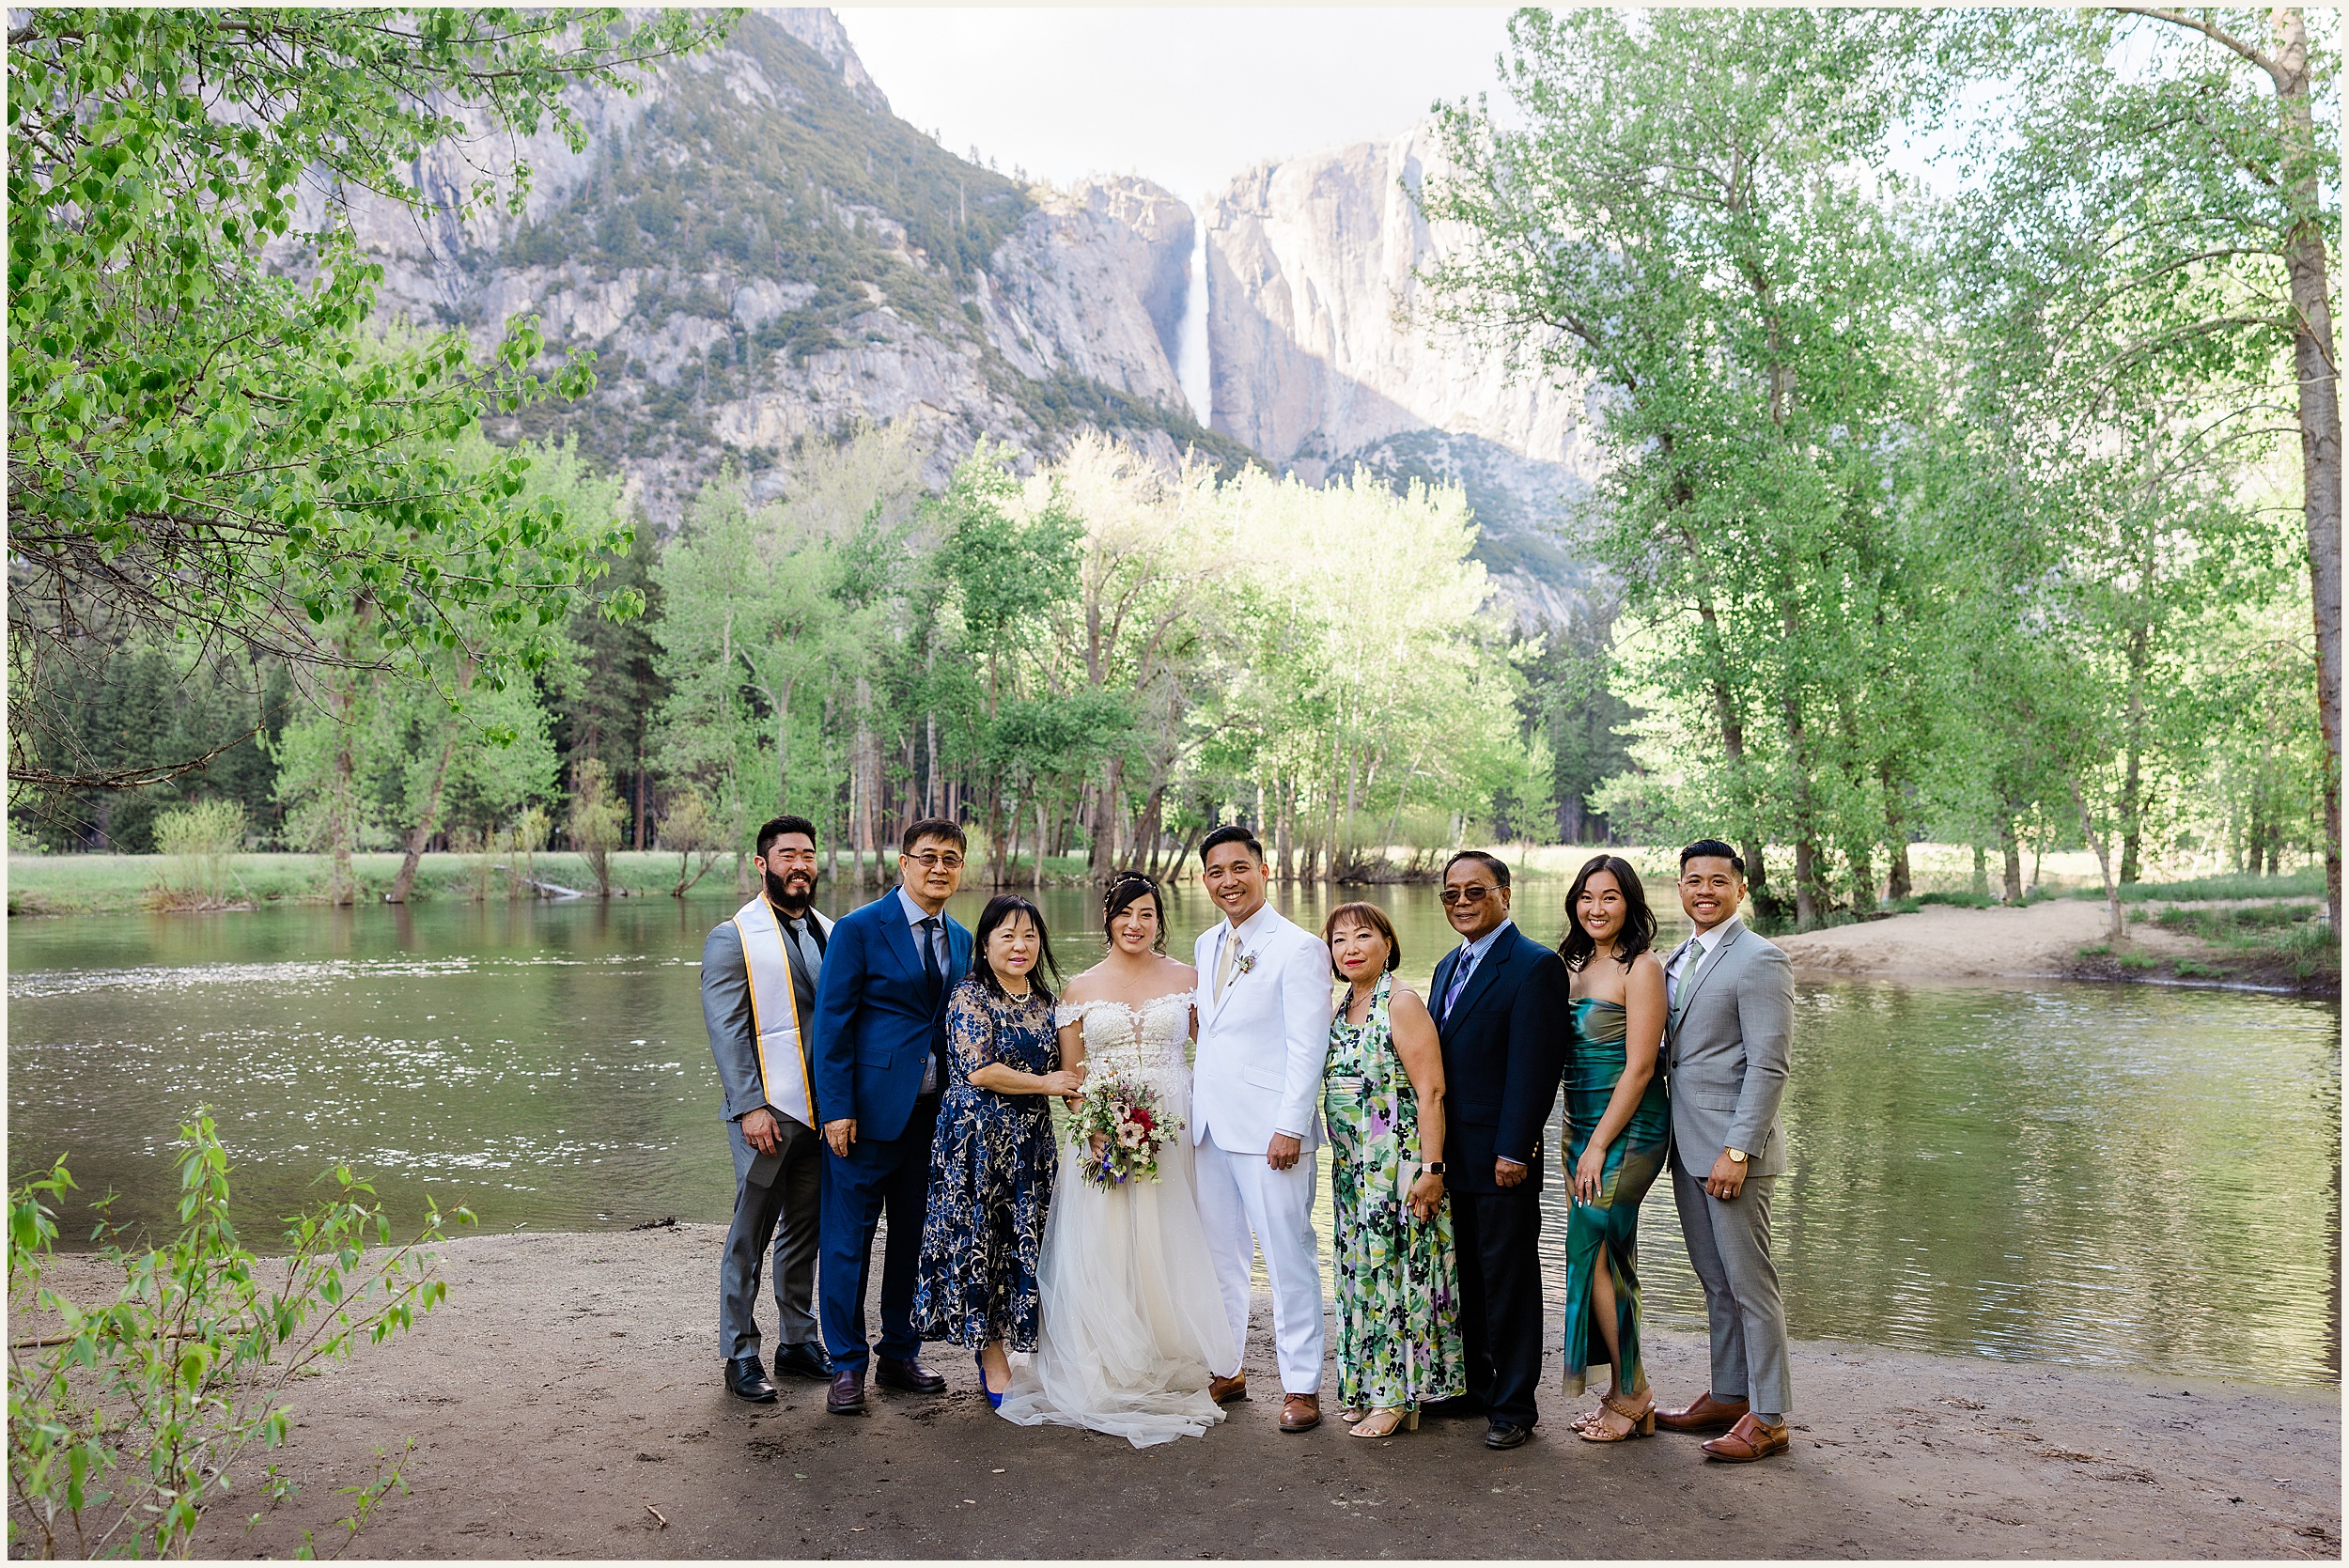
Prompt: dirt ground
<box><xmin>38</xmin><ymin>1225</ymin><xmax>2331</xmax><ymax>1560</ymax></box>
<box><xmin>1770</xmin><ymin>899</ymin><xmax>2211</xmax><ymax>982</ymax></box>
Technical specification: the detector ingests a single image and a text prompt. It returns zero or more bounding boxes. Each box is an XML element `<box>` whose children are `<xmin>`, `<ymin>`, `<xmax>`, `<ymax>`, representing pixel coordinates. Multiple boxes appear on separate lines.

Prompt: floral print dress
<box><xmin>911</xmin><ymin>978</ymin><xmax>1059</xmax><ymax>1351</ymax></box>
<box><xmin>1323</xmin><ymin>973</ymin><xmax>1466</xmax><ymax>1413</ymax></box>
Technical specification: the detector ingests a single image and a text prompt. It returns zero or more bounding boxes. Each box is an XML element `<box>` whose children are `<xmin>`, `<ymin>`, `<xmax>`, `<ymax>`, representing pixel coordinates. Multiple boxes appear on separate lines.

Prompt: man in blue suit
<box><xmin>1426</xmin><ymin>848</ymin><xmax>1570</xmax><ymax>1451</ymax></box>
<box><xmin>812</xmin><ymin>816</ymin><xmax>972</xmax><ymax>1414</ymax></box>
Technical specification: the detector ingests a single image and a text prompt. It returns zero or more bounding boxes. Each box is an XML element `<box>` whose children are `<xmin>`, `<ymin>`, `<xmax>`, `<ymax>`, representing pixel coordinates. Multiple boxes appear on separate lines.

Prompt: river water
<box><xmin>8</xmin><ymin>882</ymin><xmax>2339</xmax><ymax>1389</ymax></box>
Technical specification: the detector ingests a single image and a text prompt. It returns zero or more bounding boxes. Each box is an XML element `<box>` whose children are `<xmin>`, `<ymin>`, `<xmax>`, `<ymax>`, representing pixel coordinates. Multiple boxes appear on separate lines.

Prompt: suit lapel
<box><xmin>1674</xmin><ymin>921</ymin><xmax>1742</xmax><ymax>1024</ymax></box>
<box><xmin>1443</xmin><ymin>925</ymin><xmax>1516</xmax><ymax>1024</ymax></box>
<box><xmin>876</xmin><ymin>894</ymin><xmax>927</xmax><ymax>994</ymax></box>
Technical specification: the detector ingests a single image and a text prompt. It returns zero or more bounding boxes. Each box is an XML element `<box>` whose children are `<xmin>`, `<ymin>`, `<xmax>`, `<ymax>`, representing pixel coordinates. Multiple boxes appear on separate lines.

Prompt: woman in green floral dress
<box><xmin>1320</xmin><ymin>901</ymin><xmax>1464</xmax><ymax>1439</ymax></box>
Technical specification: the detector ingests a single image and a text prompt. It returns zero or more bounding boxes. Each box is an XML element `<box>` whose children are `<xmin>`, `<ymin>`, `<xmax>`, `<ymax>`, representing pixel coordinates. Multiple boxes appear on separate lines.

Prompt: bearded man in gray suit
<box><xmin>1652</xmin><ymin>839</ymin><xmax>1796</xmax><ymax>1462</ymax></box>
<box><xmin>703</xmin><ymin>815</ymin><xmax>835</xmax><ymax>1403</ymax></box>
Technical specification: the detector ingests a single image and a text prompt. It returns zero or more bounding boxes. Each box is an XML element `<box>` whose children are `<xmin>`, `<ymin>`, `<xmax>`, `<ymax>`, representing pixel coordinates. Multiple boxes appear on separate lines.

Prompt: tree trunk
<box><xmin>2000</xmin><ymin>812</ymin><xmax>2024</xmax><ymax>905</ymax></box>
<box><xmin>2118</xmin><ymin>618</ymin><xmax>2150</xmax><ymax>884</ymax></box>
<box><xmin>389</xmin><ymin>714</ymin><xmax>462</xmax><ymax>905</ymax></box>
<box><xmin>1035</xmin><ymin>800</ymin><xmax>1049</xmax><ymax>892</ymax></box>
<box><xmin>1275</xmin><ymin>778</ymin><xmax>1295</xmax><ymax>881</ymax></box>
<box><xmin>634</xmin><ymin>749</ymin><xmax>647</xmax><ymax>853</ymax></box>
<box><xmin>2270</xmin><ymin>4</ymin><xmax>2344</xmax><ymax>927</ymax></box>
<box><xmin>851</xmin><ymin>684</ymin><xmax>876</xmax><ymax>891</ymax></box>
<box><xmin>1090</xmin><ymin>755</ymin><xmax>1125</xmax><ymax>880</ymax></box>
<box><xmin>1970</xmin><ymin>843</ymin><xmax>1989</xmax><ymax>900</ymax></box>
<box><xmin>327</xmin><ymin>672</ymin><xmax>361</xmax><ymax>908</ymax></box>
<box><xmin>1881</xmin><ymin>761</ymin><xmax>1912</xmax><ymax>901</ymax></box>
<box><xmin>2072</xmin><ymin>780</ymin><xmax>2123</xmax><ymax>943</ymax></box>
<box><xmin>1783</xmin><ymin>689</ymin><xmax>1818</xmax><ymax>931</ymax></box>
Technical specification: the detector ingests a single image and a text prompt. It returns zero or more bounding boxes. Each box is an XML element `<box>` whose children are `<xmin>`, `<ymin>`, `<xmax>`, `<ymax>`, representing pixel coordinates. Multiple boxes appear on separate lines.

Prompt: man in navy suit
<box><xmin>1426</xmin><ymin>849</ymin><xmax>1570</xmax><ymax>1451</ymax></box>
<box><xmin>811</xmin><ymin>816</ymin><xmax>972</xmax><ymax>1414</ymax></box>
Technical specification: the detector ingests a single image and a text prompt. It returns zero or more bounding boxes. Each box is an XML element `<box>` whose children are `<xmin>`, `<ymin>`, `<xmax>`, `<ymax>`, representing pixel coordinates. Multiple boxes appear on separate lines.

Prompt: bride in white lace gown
<box><xmin>998</xmin><ymin>878</ymin><xmax>1237</xmax><ymax>1449</ymax></box>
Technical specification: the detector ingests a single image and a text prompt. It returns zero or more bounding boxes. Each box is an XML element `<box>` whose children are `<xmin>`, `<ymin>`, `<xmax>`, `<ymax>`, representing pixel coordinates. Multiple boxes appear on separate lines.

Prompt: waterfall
<box><xmin>1175</xmin><ymin>202</ymin><xmax>1211</xmax><ymax>425</ymax></box>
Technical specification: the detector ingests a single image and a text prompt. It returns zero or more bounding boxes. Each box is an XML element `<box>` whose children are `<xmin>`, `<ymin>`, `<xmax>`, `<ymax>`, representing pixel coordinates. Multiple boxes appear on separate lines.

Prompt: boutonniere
<box><xmin>1233</xmin><ymin>949</ymin><xmax>1258</xmax><ymax>977</ymax></box>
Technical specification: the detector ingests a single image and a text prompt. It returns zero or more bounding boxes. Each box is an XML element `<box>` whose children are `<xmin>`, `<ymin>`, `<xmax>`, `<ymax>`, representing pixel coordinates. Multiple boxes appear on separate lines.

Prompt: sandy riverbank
<box><xmin>34</xmin><ymin>1225</ymin><xmax>2333</xmax><ymax>1560</ymax></box>
<box><xmin>1772</xmin><ymin>899</ymin><xmax>2213</xmax><ymax>981</ymax></box>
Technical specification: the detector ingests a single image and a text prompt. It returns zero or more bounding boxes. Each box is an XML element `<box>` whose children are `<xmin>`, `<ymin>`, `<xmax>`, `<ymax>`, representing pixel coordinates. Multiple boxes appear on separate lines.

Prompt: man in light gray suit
<box><xmin>1652</xmin><ymin>839</ymin><xmax>1796</xmax><ymax>1462</ymax></box>
<box><xmin>703</xmin><ymin>814</ymin><xmax>833</xmax><ymax>1403</ymax></box>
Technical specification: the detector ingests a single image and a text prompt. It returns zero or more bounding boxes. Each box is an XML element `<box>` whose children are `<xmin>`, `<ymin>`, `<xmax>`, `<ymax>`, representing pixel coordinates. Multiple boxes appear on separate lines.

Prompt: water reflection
<box><xmin>8</xmin><ymin>884</ymin><xmax>2339</xmax><ymax>1387</ymax></box>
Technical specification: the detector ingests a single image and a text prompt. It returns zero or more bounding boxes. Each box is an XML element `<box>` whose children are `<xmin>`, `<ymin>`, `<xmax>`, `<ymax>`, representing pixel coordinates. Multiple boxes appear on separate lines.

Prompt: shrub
<box><xmin>7</xmin><ymin>1112</ymin><xmax>469</xmax><ymax>1558</ymax></box>
<box><xmin>567</xmin><ymin>760</ymin><xmax>624</xmax><ymax>898</ymax></box>
<box><xmin>148</xmin><ymin>800</ymin><xmax>246</xmax><ymax>908</ymax></box>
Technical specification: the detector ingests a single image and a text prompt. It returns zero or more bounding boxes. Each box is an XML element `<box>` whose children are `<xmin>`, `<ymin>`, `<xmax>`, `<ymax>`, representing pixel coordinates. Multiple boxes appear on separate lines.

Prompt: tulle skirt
<box><xmin>997</xmin><ymin>1121</ymin><xmax>1237</xmax><ymax>1449</ymax></box>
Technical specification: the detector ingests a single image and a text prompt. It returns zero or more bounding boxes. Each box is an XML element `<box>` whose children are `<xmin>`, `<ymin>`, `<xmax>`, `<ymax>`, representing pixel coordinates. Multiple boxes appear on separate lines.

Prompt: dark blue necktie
<box><xmin>1441</xmin><ymin>949</ymin><xmax>1476</xmax><ymax>1021</ymax></box>
<box><xmin>918</xmin><ymin>915</ymin><xmax>943</xmax><ymax>1010</ymax></box>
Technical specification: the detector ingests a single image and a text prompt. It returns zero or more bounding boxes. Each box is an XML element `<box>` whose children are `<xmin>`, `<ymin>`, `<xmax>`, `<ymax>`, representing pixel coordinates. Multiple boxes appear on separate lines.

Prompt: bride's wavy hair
<box><xmin>1101</xmin><ymin>871</ymin><xmax>1169</xmax><ymax>954</ymax></box>
<box><xmin>970</xmin><ymin>893</ymin><xmax>1062</xmax><ymax>1006</ymax></box>
<box><xmin>1558</xmin><ymin>853</ymin><xmax>1657</xmax><ymax>971</ymax></box>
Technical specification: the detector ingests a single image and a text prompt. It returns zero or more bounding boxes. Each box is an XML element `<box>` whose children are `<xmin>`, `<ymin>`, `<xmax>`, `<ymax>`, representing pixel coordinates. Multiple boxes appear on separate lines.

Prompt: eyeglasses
<box><xmin>904</xmin><ymin>851</ymin><xmax>965</xmax><ymax>870</ymax></box>
<box><xmin>1439</xmin><ymin>885</ymin><xmax>1496</xmax><ymax>906</ymax></box>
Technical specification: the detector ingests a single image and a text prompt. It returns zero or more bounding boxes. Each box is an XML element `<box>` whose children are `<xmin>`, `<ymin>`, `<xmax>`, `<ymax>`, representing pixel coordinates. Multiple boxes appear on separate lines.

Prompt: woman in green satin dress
<box><xmin>1556</xmin><ymin>854</ymin><xmax>1671</xmax><ymax>1443</ymax></box>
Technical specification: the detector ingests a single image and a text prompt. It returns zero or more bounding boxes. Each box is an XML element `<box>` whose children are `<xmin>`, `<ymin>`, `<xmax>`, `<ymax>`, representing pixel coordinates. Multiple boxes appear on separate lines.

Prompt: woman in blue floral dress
<box><xmin>912</xmin><ymin>895</ymin><xmax>1080</xmax><ymax>1405</ymax></box>
<box><xmin>1320</xmin><ymin>901</ymin><xmax>1464</xmax><ymax>1438</ymax></box>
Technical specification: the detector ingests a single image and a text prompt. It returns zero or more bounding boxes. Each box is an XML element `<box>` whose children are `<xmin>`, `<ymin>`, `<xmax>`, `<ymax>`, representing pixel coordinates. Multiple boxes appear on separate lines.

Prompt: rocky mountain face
<box><xmin>1205</xmin><ymin>130</ymin><xmax>1603</xmax><ymax>623</ymax></box>
<box><xmin>338</xmin><ymin>9</ymin><xmax>1594</xmax><ymax>614</ymax></box>
<box><xmin>341</xmin><ymin>8</ymin><xmax>1230</xmax><ymax>523</ymax></box>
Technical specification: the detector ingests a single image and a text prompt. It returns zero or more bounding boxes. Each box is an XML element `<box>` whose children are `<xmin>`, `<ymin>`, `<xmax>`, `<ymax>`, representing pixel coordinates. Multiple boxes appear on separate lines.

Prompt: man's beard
<box><xmin>765</xmin><ymin>869</ymin><xmax>815</xmax><ymax>915</ymax></box>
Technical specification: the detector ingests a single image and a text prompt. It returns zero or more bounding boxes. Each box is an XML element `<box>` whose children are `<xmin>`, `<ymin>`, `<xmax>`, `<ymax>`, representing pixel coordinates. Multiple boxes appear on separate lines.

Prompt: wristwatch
<box><xmin>1725</xmin><ymin>1148</ymin><xmax>1748</xmax><ymax>1164</ymax></box>
<box><xmin>1422</xmin><ymin>1161</ymin><xmax>1447</xmax><ymax>1176</ymax></box>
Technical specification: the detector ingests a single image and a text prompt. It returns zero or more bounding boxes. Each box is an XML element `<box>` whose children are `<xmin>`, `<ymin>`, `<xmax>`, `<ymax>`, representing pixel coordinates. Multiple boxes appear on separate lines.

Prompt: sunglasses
<box><xmin>904</xmin><ymin>851</ymin><xmax>965</xmax><ymax>870</ymax></box>
<box><xmin>1438</xmin><ymin>885</ymin><xmax>1497</xmax><ymax>906</ymax></box>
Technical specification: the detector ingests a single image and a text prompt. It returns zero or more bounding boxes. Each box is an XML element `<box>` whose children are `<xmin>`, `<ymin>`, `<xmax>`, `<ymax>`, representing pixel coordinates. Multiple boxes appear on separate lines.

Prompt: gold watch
<box><xmin>1725</xmin><ymin>1147</ymin><xmax>1748</xmax><ymax>1164</ymax></box>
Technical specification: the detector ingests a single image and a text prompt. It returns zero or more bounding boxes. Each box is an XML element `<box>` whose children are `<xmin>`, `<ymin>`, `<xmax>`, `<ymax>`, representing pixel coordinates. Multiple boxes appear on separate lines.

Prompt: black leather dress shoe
<box><xmin>725</xmin><ymin>1356</ymin><xmax>778</xmax><ymax>1404</ymax></box>
<box><xmin>874</xmin><ymin>1355</ymin><xmax>946</xmax><ymax>1394</ymax></box>
<box><xmin>1485</xmin><ymin>1421</ymin><xmax>1532</xmax><ymax>1450</ymax></box>
<box><xmin>827</xmin><ymin>1365</ymin><xmax>867</xmax><ymax>1415</ymax></box>
<box><xmin>774</xmin><ymin>1342</ymin><xmax>832</xmax><ymax>1382</ymax></box>
<box><xmin>1421</xmin><ymin>1394</ymin><xmax>1485</xmax><ymax>1420</ymax></box>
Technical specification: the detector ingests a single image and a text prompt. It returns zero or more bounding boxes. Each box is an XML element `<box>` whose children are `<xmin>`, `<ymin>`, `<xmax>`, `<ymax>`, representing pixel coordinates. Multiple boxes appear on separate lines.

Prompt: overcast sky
<box><xmin>834</xmin><ymin>8</ymin><xmax>1516</xmax><ymax>204</ymax></box>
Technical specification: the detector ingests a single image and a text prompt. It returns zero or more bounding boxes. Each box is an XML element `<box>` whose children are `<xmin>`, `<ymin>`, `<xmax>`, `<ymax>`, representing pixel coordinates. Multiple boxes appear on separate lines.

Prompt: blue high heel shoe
<box><xmin>975</xmin><ymin>1349</ymin><xmax>1004</xmax><ymax>1410</ymax></box>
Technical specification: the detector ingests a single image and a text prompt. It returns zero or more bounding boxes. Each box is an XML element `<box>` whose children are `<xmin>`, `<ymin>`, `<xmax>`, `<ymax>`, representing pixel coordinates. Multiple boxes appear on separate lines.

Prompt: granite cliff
<box><xmin>336</xmin><ymin>8</ymin><xmax>1230</xmax><ymax>522</ymax></box>
<box><xmin>1205</xmin><ymin>130</ymin><xmax>1603</xmax><ymax>621</ymax></box>
<box><xmin>333</xmin><ymin>9</ymin><xmax>1595</xmax><ymax>612</ymax></box>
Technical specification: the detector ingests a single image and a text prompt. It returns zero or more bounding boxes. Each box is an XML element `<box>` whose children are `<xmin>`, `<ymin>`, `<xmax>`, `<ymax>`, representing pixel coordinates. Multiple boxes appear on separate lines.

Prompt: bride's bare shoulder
<box><xmin>1157</xmin><ymin>955</ymin><xmax>1198</xmax><ymax>987</ymax></box>
<box><xmin>1060</xmin><ymin>968</ymin><xmax>1108</xmax><ymax>1004</ymax></box>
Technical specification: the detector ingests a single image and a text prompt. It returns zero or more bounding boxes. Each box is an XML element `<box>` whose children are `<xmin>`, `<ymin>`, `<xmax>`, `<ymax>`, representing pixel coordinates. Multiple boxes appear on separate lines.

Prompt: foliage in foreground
<box><xmin>6</xmin><ymin>8</ymin><xmax>733</xmax><ymax>811</ymax></box>
<box><xmin>6</xmin><ymin>1113</ymin><xmax>471</xmax><ymax>1558</ymax></box>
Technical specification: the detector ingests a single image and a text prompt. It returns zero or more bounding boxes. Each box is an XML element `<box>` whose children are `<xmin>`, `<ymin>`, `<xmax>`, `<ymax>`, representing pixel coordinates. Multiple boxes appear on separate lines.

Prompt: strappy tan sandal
<box><xmin>1337</xmin><ymin>1406</ymin><xmax>1367</xmax><ymax>1426</ymax></box>
<box><xmin>1567</xmin><ymin>1401</ymin><xmax>1609</xmax><ymax>1434</ymax></box>
<box><xmin>1576</xmin><ymin>1389</ymin><xmax>1656</xmax><ymax>1443</ymax></box>
<box><xmin>1349</xmin><ymin>1406</ymin><xmax>1419</xmax><ymax>1438</ymax></box>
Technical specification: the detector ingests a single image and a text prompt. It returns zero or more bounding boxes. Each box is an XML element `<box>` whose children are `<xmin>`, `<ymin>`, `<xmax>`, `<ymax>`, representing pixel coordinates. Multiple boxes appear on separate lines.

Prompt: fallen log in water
<box><xmin>490</xmin><ymin>866</ymin><xmax>590</xmax><ymax>900</ymax></box>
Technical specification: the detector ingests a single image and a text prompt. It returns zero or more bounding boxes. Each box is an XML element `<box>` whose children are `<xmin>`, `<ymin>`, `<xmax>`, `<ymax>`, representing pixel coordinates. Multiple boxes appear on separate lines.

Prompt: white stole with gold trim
<box><xmin>732</xmin><ymin>895</ymin><xmax>826</xmax><ymax>1127</ymax></box>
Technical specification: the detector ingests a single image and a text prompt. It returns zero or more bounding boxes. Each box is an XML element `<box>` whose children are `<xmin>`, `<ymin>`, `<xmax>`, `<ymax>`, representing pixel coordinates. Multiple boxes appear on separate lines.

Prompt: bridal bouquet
<box><xmin>1070</xmin><ymin>1071</ymin><xmax>1181</xmax><ymax>1189</ymax></box>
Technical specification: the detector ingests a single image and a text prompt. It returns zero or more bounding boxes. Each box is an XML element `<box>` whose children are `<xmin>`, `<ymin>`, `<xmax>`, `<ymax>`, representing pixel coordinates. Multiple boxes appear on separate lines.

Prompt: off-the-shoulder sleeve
<box><xmin>1054</xmin><ymin>1000</ymin><xmax>1093</xmax><ymax>1032</ymax></box>
<box><xmin>945</xmin><ymin>982</ymin><xmax>999</xmax><ymax>1079</ymax></box>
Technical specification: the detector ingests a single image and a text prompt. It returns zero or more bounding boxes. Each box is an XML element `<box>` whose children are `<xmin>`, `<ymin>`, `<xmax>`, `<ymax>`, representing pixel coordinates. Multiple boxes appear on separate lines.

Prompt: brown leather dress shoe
<box><xmin>1280</xmin><ymin>1393</ymin><xmax>1321</xmax><ymax>1433</ymax></box>
<box><xmin>826</xmin><ymin>1365</ymin><xmax>867</xmax><ymax>1415</ymax></box>
<box><xmin>1654</xmin><ymin>1390</ymin><xmax>1750</xmax><ymax>1435</ymax></box>
<box><xmin>1207</xmin><ymin>1372</ymin><xmax>1248</xmax><ymax>1405</ymax></box>
<box><xmin>1701</xmin><ymin>1411</ymin><xmax>1791</xmax><ymax>1462</ymax></box>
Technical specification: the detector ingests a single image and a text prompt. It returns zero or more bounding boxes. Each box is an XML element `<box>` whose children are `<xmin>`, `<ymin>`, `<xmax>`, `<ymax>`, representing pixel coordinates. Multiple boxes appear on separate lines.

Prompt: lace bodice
<box><xmin>1057</xmin><ymin>992</ymin><xmax>1193</xmax><ymax>1101</ymax></box>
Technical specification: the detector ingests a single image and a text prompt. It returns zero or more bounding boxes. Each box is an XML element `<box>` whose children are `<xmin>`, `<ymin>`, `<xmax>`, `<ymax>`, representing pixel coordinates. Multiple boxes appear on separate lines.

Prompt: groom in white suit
<box><xmin>1190</xmin><ymin>825</ymin><xmax>1333</xmax><ymax>1434</ymax></box>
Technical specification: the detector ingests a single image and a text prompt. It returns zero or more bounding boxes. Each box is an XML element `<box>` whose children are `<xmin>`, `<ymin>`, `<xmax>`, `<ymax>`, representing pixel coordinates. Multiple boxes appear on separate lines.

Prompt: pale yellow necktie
<box><xmin>1215</xmin><ymin>927</ymin><xmax>1240</xmax><ymax>1001</ymax></box>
